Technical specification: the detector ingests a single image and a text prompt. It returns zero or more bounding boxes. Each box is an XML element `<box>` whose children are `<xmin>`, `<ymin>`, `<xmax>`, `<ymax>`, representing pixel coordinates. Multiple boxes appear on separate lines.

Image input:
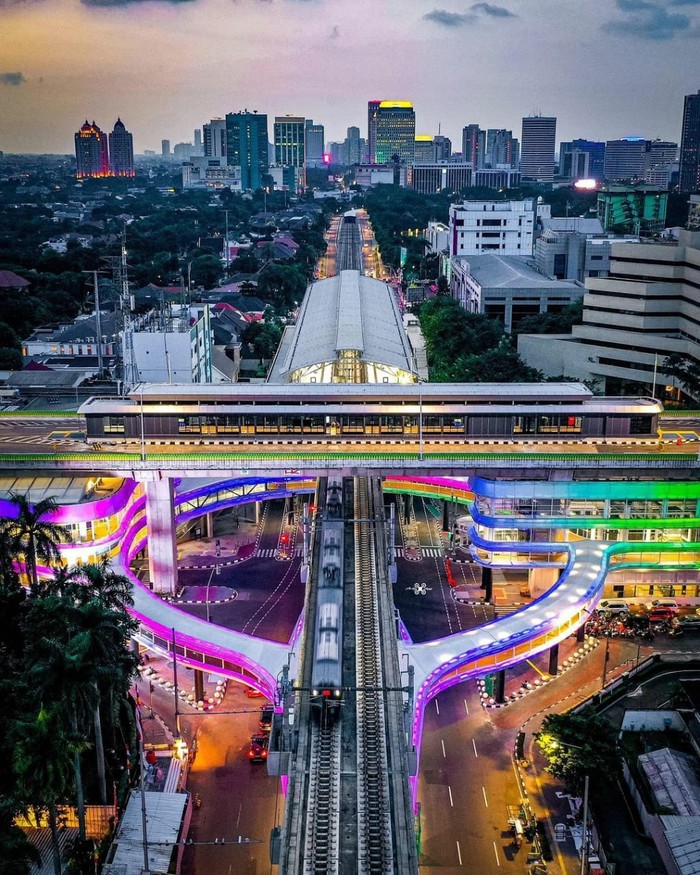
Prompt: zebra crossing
<box><xmin>394</xmin><ymin>546</ymin><xmax>444</xmax><ymax>558</ymax></box>
<box><xmin>254</xmin><ymin>546</ymin><xmax>304</xmax><ymax>558</ymax></box>
<box><xmin>253</xmin><ymin>545</ymin><xmax>446</xmax><ymax>560</ymax></box>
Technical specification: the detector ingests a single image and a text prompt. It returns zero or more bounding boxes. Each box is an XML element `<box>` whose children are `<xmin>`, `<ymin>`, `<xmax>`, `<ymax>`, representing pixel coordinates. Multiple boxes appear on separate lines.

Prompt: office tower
<box><xmin>305</xmin><ymin>119</ymin><xmax>325</xmax><ymax>169</ymax></box>
<box><xmin>433</xmin><ymin>135</ymin><xmax>451</xmax><ymax>162</ymax></box>
<box><xmin>560</xmin><ymin>139</ymin><xmax>605</xmax><ymax>180</ymax></box>
<box><xmin>680</xmin><ymin>91</ymin><xmax>700</xmax><ymax>193</ymax></box>
<box><xmin>486</xmin><ymin>129</ymin><xmax>517</xmax><ymax>167</ymax></box>
<box><xmin>74</xmin><ymin>120</ymin><xmax>110</xmax><ymax>179</ymax></box>
<box><xmin>462</xmin><ymin>124</ymin><xmax>484</xmax><ymax>169</ymax></box>
<box><xmin>345</xmin><ymin>127</ymin><xmax>362</xmax><ymax>165</ymax></box>
<box><xmin>604</xmin><ymin>138</ymin><xmax>647</xmax><ymax>181</ymax></box>
<box><xmin>203</xmin><ymin>119</ymin><xmax>226</xmax><ymax>159</ymax></box>
<box><xmin>520</xmin><ymin>115</ymin><xmax>557</xmax><ymax>183</ymax></box>
<box><xmin>274</xmin><ymin>116</ymin><xmax>305</xmax><ymax>167</ymax></box>
<box><xmin>161</xmin><ymin>140</ymin><xmax>170</xmax><ymax>158</ymax></box>
<box><xmin>373</xmin><ymin>101</ymin><xmax>415</xmax><ymax>165</ymax></box>
<box><xmin>225</xmin><ymin>110</ymin><xmax>269</xmax><ymax>190</ymax></box>
<box><xmin>414</xmin><ymin>135</ymin><xmax>434</xmax><ymax>162</ymax></box>
<box><xmin>108</xmin><ymin>118</ymin><xmax>135</xmax><ymax>177</ymax></box>
<box><xmin>368</xmin><ymin>100</ymin><xmax>381</xmax><ymax>163</ymax></box>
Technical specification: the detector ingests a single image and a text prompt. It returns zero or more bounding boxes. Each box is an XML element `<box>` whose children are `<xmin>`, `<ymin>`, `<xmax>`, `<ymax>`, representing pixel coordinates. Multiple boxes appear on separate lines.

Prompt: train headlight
<box><xmin>312</xmin><ymin>689</ymin><xmax>319</xmax><ymax>697</ymax></box>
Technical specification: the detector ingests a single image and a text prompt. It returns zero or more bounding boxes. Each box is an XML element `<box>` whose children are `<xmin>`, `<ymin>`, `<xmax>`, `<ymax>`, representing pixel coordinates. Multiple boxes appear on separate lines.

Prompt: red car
<box><xmin>247</xmin><ymin>734</ymin><xmax>269</xmax><ymax>763</ymax></box>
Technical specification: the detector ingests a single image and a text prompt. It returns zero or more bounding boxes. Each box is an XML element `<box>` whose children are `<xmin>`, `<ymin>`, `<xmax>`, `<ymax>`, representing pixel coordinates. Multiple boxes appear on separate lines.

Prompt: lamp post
<box><xmin>139</xmin><ymin>385</ymin><xmax>146</xmax><ymax>462</ymax></box>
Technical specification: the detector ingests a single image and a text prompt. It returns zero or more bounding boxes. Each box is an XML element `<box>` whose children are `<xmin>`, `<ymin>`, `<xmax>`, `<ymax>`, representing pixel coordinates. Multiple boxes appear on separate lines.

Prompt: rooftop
<box><xmin>457</xmin><ymin>254</ymin><xmax>582</xmax><ymax>290</ymax></box>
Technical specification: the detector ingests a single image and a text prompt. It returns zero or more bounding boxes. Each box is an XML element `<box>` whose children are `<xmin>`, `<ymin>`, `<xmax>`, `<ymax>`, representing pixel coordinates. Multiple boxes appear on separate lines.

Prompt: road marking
<box><xmin>463</xmin><ymin>699</ymin><xmax>469</xmax><ymax>716</ymax></box>
<box><xmin>441</xmin><ymin>739</ymin><xmax>446</xmax><ymax>758</ymax></box>
<box><xmin>236</xmin><ymin>803</ymin><xmax>242</xmax><ymax>828</ymax></box>
<box><xmin>435</xmin><ymin>699</ymin><xmax>440</xmax><ymax>716</ymax></box>
<box><xmin>448</xmin><ymin>785</ymin><xmax>454</xmax><ymax>807</ymax></box>
<box><xmin>472</xmin><ymin>739</ymin><xmax>478</xmax><ymax>758</ymax></box>
<box><xmin>456</xmin><ymin>840</ymin><xmax>463</xmax><ymax>866</ymax></box>
<box><xmin>482</xmin><ymin>786</ymin><xmax>488</xmax><ymax>808</ymax></box>
<box><xmin>493</xmin><ymin>841</ymin><xmax>500</xmax><ymax>867</ymax></box>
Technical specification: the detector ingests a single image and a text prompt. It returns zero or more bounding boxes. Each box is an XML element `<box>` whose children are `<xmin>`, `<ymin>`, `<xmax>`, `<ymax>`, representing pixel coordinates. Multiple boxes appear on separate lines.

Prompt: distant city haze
<box><xmin>0</xmin><ymin>0</ymin><xmax>697</xmax><ymax>155</ymax></box>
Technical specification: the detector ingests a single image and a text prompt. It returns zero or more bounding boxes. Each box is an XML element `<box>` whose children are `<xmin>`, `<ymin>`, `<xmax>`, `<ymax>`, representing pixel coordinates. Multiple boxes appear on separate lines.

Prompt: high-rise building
<box><xmin>414</xmin><ymin>135</ymin><xmax>434</xmax><ymax>162</ymax></box>
<box><xmin>74</xmin><ymin>120</ymin><xmax>110</xmax><ymax>179</ymax></box>
<box><xmin>193</xmin><ymin>129</ymin><xmax>203</xmax><ymax>156</ymax></box>
<box><xmin>559</xmin><ymin>139</ymin><xmax>605</xmax><ymax>181</ymax></box>
<box><xmin>203</xmin><ymin>119</ymin><xmax>226</xmax><ymax>159</ymax></box>
<box><xmin>462</xmin><ymin>125</ymin><xmax>484</xmax><ymax>169</ymax></box>
<box><xmin>161</xmin><ymin>139</ymin><xmax>170</xmax><ymax>158</ymax></box>
<box><xmin>679</xmin><ymin>91</ymin><xmax>700</xmax><ymax>194</ymax></box>
<box><xmin>274</xmin><ymin>116</ymin><xmax>305</xmax><ymax>167</ymax></box>
<box><xmin>345</xmin><ymin>127</ymin><xmax>363</xmax><ymax>165</ymax></box>
<box><xmin>433</xmin><ymin>135</ymin><xmax>452</xmax><ymax>162</ymax></box>
<box><xmin>373</xmin><ymin>101</ymin><xmax>415</xmax><ymax>165</ymax></box>
<box><xmin>604</xmin><ymin>138</ymin><xmax>647</xmax><ymax>181</ymax></box>
<box><xmin>520</xmin><ymin>116</ymin><xmax>557</xmax><ymax>183</ymax></box>
<box><xmin>108</xmin><ymin>119</ymin><xmax>135</xmax><ymax>178</ymax></box>
<box><xmin>367</xmin><ymin>100</ymin><xmax>381</xmax><ymax>163</ymax></box>
<box><xmin>305</xmin><ymin>119</ymin><xmax>325</xmax><ymax>169</ymax></box>
<box><xmin>486</xmin><ymin>129</ymin><xmax>517</xmax><ymax>168</ymax></box>
<box><xmin>225</xmin><ymin>111</ymin><xmax>269</xmax><ymax>190</ymax></box>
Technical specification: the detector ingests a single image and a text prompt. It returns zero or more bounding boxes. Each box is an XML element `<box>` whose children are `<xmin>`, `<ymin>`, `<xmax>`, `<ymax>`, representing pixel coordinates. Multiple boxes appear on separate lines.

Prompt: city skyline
<box><xmin>1</xmin><ymin>0</ymin><xmax>698</xmax><ymax>155</ymax></box>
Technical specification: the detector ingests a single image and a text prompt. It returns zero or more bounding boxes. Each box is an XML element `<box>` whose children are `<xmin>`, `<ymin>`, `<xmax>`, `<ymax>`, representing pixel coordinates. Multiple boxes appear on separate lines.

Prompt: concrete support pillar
<box><xmin>255</xmin><ymin>500</ymin><xmax>261</xmax><ymax>526</ymax></box>
<box><xmin>144</xmin><ymin>478</ymin><xmax>178</xmax><ymax>595</ymax></box>
<box><xmin>203</xmin><ymin>512</ymin><xmax>214</xmax><ymax>539</ymax></box>
<box><xmin>482</xmin><ymin>566</ymin><xmax>493</xmax><ymax>602</ymax></box>
<box><xmin>404</xmin><ymin>495</ymin><xmax>412</xmax><ymax>525</ymax></box>
<box><xmin>194</xmin><ymin>669</ymin><xmax>204</xmax><ymax>703</ymax></box>
<box><xmin>442</xmin><ymin>500</ymin><xmax>449</xmax><ymax>532</ymax></box>
<box><xmin>130</xmin><ymin>638</ymin><xmax>140</xmax><ymax>657</ymax></box>
<box><xmin>576</xmin><ymin>623</ymin><xmax>586</xmax><ymax>643</ymax></box>
<box><xmin>548</xmin><ymin>643</ymin><xmax>559</xmax><ymax>676</ymax></box>
<box><xmin>494</xmin><ymin>669</ymin><xmax>506</xmax><ymax>704</ymax></box>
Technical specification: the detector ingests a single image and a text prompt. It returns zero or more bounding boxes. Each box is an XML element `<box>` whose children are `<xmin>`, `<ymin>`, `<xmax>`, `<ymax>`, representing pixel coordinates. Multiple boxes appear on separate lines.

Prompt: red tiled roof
<box><xmin>0</xmin><ymin>270</ymin><xmax>30</xmax><ymax>289</ymax></box>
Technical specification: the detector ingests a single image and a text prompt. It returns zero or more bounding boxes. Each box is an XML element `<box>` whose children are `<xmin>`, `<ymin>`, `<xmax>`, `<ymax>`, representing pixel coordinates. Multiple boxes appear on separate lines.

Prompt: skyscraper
<box><xmin>161</xmin><ymin>140</ymin><xmax>170</xmax><ymax>158</ymax></box>
<box><xmin>225</xmin><ymin>111</ymin><xmax>269</xmax><ymax>190</ymax></box>
<box><xmin>203</xmin><ymin>119</ymin><xmax>226</xmax><ymax>160</ymax></box>
<box><xmin>345</xmin><ymin>127</ymin><xmax>363</xmax><ymax>165</ymax></box>
<box><xmin>604</xmin><ymin>138</ymin><xmax>647</xmax><ymax>181</ymax></box>
<box><xmin>520</xmin><ymin>116</ymin><xmax>556</xmax><ymax>183</ymax></box>
<box><xmin>462</xmin><ymin>125</ymin><xmax>484</xmax><ymax>169</ymax></box>
<box><xmin>679</xmin><ymin>90</ymin><xmax>700</xmax><ymax>194</ymax></box>
<box><xmin>559</xmin><ymin>139</ymin><xmax>605</xmax><ymax>180</ymax></box>
<box><xmin>74</xmin><ymin>120</ymin><xmax>110</xmax><ymax>179</ymax></box>
<box><xmin>486</xmin><ymin>129</ymin><xmax>518</xmax><ymax>168</ymax></box>
<box><xmin>194</xmin><ymin>128</ymin><xmax>202</xmax><ymax>156</ymax></box>
<box><xmin>367</xmin><ymin>100</ymin><xmax>381</xmax><ymax>163</ymax></box>
<box><xmin>109</xmin><ymin>118</ymin><xmax>135</xmax><ymax>178</ymax></box>
<box><xmin>373</xmin><ymin>101</ymin><xmax>415</xmax><ymax>165</ymax></box>
<box><xmin>305</xmin><ymin>119</ymin><xmax>325</xmax><ymax>169</ymax></box>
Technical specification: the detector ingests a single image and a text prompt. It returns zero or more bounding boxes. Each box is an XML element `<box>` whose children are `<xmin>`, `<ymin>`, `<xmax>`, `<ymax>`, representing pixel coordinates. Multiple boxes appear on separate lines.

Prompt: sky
<box><xmin>0</xmin><ymin>0</ymin><xmax>698</xmax><ymax>155</ymax></box>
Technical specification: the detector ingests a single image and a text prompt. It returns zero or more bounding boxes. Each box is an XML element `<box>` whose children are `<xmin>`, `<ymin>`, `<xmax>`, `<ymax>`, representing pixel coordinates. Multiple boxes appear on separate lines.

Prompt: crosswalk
<box><xmin>253</xmin><ymin>545</ymin><xmax>446</xmax><ymax>560</ymax></box>
<box><xmin>254</xmin><ymin>546</ymin><xmax>302</xmax><ymax>558</ymax></box>
<box><xmin>394</xmin><ymin>546</ymin><xmax>444</xmax><ymax>558</ymax></box>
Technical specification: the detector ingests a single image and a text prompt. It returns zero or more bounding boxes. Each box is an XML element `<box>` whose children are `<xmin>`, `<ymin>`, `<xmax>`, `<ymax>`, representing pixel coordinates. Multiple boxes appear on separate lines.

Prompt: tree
<box><xmin>3</xmin><ymin>495</ymin><xmax>69</xmax><ymax>595</ymax></box>
<box><xmin>662</xmin><ymin>353</ymin><xmax>700</xmax><ymax>401</ymax></box>
<box><xmin>0</xmin><ymin>802</ymin><xmax>41</xmax><ymax>875</ymax></box>
<box><xmin>535</xmin><ymin>707</ymin><xmax>619</xmax><ymax>794</ymax></box>
<box><xmin>189</xmin><ymin>254</ymin><xmax>223</xmax><ymax>289</ymax></box>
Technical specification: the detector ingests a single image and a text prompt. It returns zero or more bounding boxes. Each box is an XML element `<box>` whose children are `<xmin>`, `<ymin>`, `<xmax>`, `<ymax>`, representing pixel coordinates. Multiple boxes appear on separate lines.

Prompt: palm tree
<box><xmin>4</xmin><ymin>495</ymin><xmax>69</xmax><ymax>595</ymax></box>
<box><xmin>74</xmin><ymin>558</ymin><xmax>135</xmax><ymax>610</ymax></box>
<box><xmin>0</xmin><ymin>801</ymin><xmax>41</xmax><ymax>875</ymax></box>
<box><xmin>13</xmin><ymin>707</ymin><xmax>80</xmax><ymax>875</ymax></box>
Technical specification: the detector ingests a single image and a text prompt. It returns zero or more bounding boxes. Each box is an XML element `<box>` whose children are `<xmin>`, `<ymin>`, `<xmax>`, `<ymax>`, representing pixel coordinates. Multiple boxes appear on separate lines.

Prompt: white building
<box><xmin>425</xmin><ymin>221</ymin><xmax>450</xmax><ymax>255</ymax></box>
<box><xmin>448</xmin><ymin>199</ymin><xmax>535</xmax><ymax>257</ymax></box>
<box><xmin>131</xmin><ymin>306</ymin><xmax>213</xmax><ymax>383</ymax></box>
<box><xmin>182</xmin><ymin>157</ymin><xmax>242</xmax><ymax>191</ymax></box>
<box><xmin>450</xmin><ymin>254</ymin><xmax>584</xmax><ymax>334</ymax></box>
<box><xmin>518</xmin><ymin>229</ymin><xmax>700</xmax><ymax>393</ymax></box>
<box><xmin>411</xmin><ymin>162</ymin><xmax>472</xmax><ymax>194</ymax></box>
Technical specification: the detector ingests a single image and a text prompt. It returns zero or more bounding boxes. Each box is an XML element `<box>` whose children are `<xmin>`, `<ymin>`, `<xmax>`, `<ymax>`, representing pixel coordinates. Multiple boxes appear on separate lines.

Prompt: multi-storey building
<box><xmin>373</xmin><ymin>101</ymin><xmax>415</xmax><ymax>165</ymax></box>
<box><xmin>274</xmin><ymin>116</ymin><xmax>305</xmax><ymax>168</ymax></box>
<box><xmin>411</xmin><ymin>162</ymin><xmax>472</xmax><ymax>194</ymax></box>
<box><xmin>518</xmin><ymin>228</ymin><xmax>700</xmax><ymax>396</ymax></box>
<box><xmin>559</xmin><ymin>139</ymin><xmax>605</xmax><ymax>181</ymax></box>
<box><xmin>472</xmin><ymin>167</ymin><xmax>521</xmax><ymax>189</ymax></box>
<box><xmin>520</xmin><ymin>116</ymin><xmax>556</xmax><ymax>183</ymax></box>
<box><xmin>433</xmin><ymin>135</ymin><xmax>451</xmax><ymax>162</ymax></box>
<box><xmin>414</xmin><ymin>135</ymin><xmax>434</xmax><ymax>162</ymax></box>
<box><xmin>448</xmin><ymin>199</ymin><xmax>535</xmax><ymax>256</ymax></box>
<box><xmin>108</xmin><ymin>119</ymin><xmax>135</xmax><ymax>178</ymax></box>
<box><xmin>679</xmin><ymin>90</ymin><xmax>700</xmax><ymax>194</ymax></box>
<box><xmin>486</xmin><ymin>129</ymin><xmax>517</xmax><ymax>168</ymax></box>
<box><xmin>161</xmin><ymin>140</ymin><xmax>170</xmax><ymax>158</ymax></box>
<box><xmin>462</xmin><ymin>124</ymin><xmax>484</xmax><ymax>169</ymax></box>
<box><xmin>367</xmin><ymin>100</ymin><xmax>381</xmax><ymax>163</ymax></box>
<box><xmin>597</xmin><ymin>186</ymin><xmax>668</xmax><ymax>234</ymax></box>
<box><xmin>304</xmin><ymin>120</ymin><xmax>325</xmax><ymax>169</ymax></box>
<box><xmin>74</xmin><ymin>120</ymin><xmax>110</xmax><ymax>179</ymax></box>
<box><xmin>604</xmin><ymin>138</ymin><xmax>647</xmax><ymax>181</ymax></box>
<box><xmin>345</xmin><ymin>127</ymin><xmax>363</xmax><ymax>165</ymax></box>
<box><xmin>203</xmin><ymin>119</ymin><xmax>226</xmax><ymax>159</ymax></box>
<box><xmin>225</xmin><ymin>111</ymin><xmax>269</xmax><ymax>190</ymax></box>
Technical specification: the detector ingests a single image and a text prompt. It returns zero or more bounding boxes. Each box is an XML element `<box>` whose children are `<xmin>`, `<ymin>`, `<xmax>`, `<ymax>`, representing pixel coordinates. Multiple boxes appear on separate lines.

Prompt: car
<box><xmin>245</xmin><ymin>688</ymin><xmax>264</xmax><ymax>698</ymax></box>
<box><xmin>678</xmin><ymin>615</ymin><xmax>700</xmax><ymax>631</ymax></box>
<box><xmin>649</xmin><ymin>607</ymin><xmax>676</xmax><ymax>623</ymax></box>
<box><xmin>259</xmin><ymin>705</ymin><xmax>274</xmax><ymax>732</ymax></box>
<box><xmin>597</xmin><ymin>600</ymin><xmax>629</xmax><ymax>615</ymax></box>
<box><xmin>247</xmin><ymin>734</ymin><xmax>269</xmax><ymax>763</ymax></box>
<box><xmin>645</xmin><ymin>598</ymin><xmax>679</xmax><ymax>613</ymax></box>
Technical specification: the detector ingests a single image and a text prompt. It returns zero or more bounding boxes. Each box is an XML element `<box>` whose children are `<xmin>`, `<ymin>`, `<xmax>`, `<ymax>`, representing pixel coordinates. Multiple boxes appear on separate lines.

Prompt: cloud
<box><xmin>423</xmin><ymin>8</ymin><xmax>476</xmax><ymax>26</ymax></box>
<box><xmin>470</xmin><ymin>2</ymin><xmax>516</xmax><ymax>17</ymax></box>
<box><xmin>0</xmin><ymin>71</ymin><xmax>26</xmax><ymax>85</ymax></box>
<box><xmin>603</xmin><ymin>0</ymin><xmax>698</xmax><ymax>39</ymax></box>
<box><xmin>329</xmin><ymin>23</ymin><xmax>339</xmax><ymax>38</ymax></box>
<box><xmin>81</xmin><ymin>0</ymin><xmax>194</xmax><ymax>6</ymax></box>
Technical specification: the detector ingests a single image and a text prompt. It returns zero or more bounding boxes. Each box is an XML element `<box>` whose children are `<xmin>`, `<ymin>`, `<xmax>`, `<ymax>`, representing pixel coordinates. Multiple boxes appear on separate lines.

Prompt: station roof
<box><xmin>278</xmin><ymin>270</ymin><xmax>415</xmax><ymax>378</ymax></box>
<box><xmin>457</xmin><ymin>254</ymin><xmax>582</xmax><ymax>290</ymax></box>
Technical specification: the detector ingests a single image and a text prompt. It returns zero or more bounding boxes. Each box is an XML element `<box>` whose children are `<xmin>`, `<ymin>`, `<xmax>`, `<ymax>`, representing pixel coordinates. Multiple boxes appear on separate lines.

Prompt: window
<box><xmin>104</xmin><ymin>416</ymin><xmax>125</xmax><ymax>434</ymax></box>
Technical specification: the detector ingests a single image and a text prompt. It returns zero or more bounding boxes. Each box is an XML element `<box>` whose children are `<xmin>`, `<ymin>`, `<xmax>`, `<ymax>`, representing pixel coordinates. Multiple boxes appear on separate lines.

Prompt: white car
<box><xmin>644</xmin><ymin>598</ymin><xmax>679</xmax><ymax>613</ymax></box>
<box><xmin>597</xmin><ymin>600</ymin><xmax>630</xmax><ymax>614</ymax></box>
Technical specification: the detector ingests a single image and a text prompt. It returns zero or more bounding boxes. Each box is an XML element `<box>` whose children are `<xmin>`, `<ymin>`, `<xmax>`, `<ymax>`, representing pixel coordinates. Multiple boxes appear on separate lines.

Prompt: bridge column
<box><xmin>203</xmin><ymin>512</ymin><xmax>214</xmax><ymax>539</ymax></box>
<box><xmin>442</xmin><ymin>500</ymin><xmax>449</xmax><ymax>532</ymax></box>
<box><xmin>481</xmin><ymin>566</ymin><xmax>493</xmax><ymax>602</ymax></box>
<box><xmin>494</xmin><ymin>669</ymin><xmax>506</xmax><ymax>704</ymax></box>
<box><xmin>194</xmin><ymin>669</ymin><xmax>204</xmax><ymax>703</ymax></box>
<box><xmin>548</xmin><ymin>643</ymin><xmax>559</xmax><ymax>676</ymax></box>
<box><xmin>144</xmin><ymin>478</ymin><xmax>178</xmax><ymax>595</ymax></box>
<box><xmin>576</xmin><ymin>623</ymin><xmax>586</xmax><ymax>643</ymax></box>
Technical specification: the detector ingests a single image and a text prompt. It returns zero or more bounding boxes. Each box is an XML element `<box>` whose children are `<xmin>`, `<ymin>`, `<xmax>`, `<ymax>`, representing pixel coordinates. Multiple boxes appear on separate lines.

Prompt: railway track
<box><xmin>304</xmin><ymin>720</ymin><xmax>341</xmax><ymax>874</ymax></box>
<box><xmin>354</xmin><ymin>477</ymin><xmax>394</xmax><ymax>873</ymax></box>
<box><xmin>336</xmin><ymin>218</ymin><xmax>363</xmax><ymax>272</ymax></box>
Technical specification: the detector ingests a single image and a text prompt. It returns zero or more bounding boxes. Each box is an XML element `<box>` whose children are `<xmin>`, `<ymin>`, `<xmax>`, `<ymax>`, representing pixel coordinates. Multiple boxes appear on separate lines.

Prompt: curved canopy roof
<box><xmin>280</xmin><ymin>270</ymin><xmax>415</xmax><ymax>378</ymax></box>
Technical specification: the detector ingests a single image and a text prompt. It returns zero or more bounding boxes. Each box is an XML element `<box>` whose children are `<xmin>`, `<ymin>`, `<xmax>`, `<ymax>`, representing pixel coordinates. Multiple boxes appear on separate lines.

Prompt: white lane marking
<box><xmin>236</xmin><ymin>803</ymin><xmax>242</xmax><ymax>828</ymax></box>
<box><xmin>448</xmin><ymin>785</ymin><xmax>454</xmax><ymax>807</ymax></box>
<box><xmin>482</xmin><ymin>786</ymin><xmax>488</xmax><ymax>808</ymax></box>
<box><xmin>435</xmin><ymin>699</ymin><xmax>440</xmax><ymax>716</ymax></box>
<box><xmin>456</xmin><ymin>840</ymin><xmax>463</xmax><ymax>866</ymax></box>
<box><xmin>472</xmin><ymin>739</ymin><xmax>478</xmax><ymax>758</ymax></box>
<box><xmin>493</xmin><ymin>841</ymin><xmax>500</xmax><ymax>867</ymax></box>
<box><xmin>441</xmin><ymin>739</ymin><xmax>446</xmax><ymax>758</ymax></box>
<box><xmin>464</xmin><ymin>699</ymin><xmax>469</xmax><ymax>715</ymax></box>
